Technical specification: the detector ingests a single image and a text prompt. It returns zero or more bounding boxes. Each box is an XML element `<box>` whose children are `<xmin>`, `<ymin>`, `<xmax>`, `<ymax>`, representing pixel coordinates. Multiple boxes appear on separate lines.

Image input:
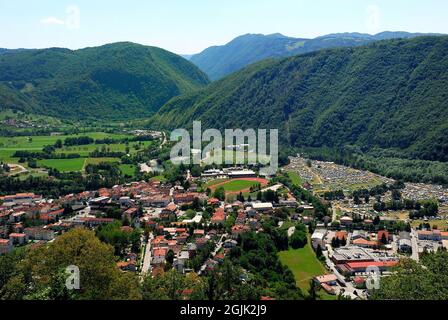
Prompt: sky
<box><xmin>1</xmin><ymin>0</ymin><xmax>447</xmax><ymax>54</ymax></box>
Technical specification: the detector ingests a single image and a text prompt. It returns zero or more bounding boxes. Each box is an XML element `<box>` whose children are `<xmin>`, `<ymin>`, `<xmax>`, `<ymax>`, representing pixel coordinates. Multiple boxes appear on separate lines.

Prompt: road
<box><xmin>141</xmin><ymin>233</ymin><xmax>154</xmax><ymax>275</ymax></box>
<box><xmin>323</xmin><ymin>247</ymin><xmax>367</xmax><ymax>300</ymax></box>
<box><xmin>345</xmin><ymin>233</ymin><xmax>352</xmax><ymax>247</ymax></box>
<box><xmin>7</xmin><ymin>164</ymin><xmax>28</xmax><ymax>176</ymax></box>
<box><xmin>332</xmin><ymin>205</ymin><xmax>338</xmax><ymax>222</ymax></box>
<box><xmin>198</xmin><ymin>234</ymin><xmax>227</xmax><ymax>276</ymax></box>
<box><xmin>260</xmin><ymin>184</ymin><xmax>283</xmax><ymax>193</ymax></box>
<box><xmin>159</xmin><ymin>132</ymin><xmax>167</xmax><ymax>149</ymax></box>
<box><xmin>410</xmin><ymin>229</ymin><xmax>420</xmax><ymax>262</ymax></box>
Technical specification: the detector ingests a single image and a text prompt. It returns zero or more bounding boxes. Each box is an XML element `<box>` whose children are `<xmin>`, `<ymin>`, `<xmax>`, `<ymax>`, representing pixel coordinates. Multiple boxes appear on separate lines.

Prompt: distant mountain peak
<box><xmin>189</xmin><ymin>31</ymin><xmax>444</xmax><ymax>80</ymax></box>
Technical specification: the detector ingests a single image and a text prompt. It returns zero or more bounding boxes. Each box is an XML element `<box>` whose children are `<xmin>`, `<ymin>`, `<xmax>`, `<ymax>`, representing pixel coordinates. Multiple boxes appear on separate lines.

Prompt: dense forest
<box><xmin>152</xmin><ymin>36</ymin><xmax>448</xmax><ymax>182</ymax></box>
<box><xmin>189</xmin><ymin>32</ymin><xmax>438</xmax><ymax>80</ymax></box>
<box><xmin>0</xmin><ymin>43</ymin><xmax>209</xmax><ymax>120</ymax></box>
<box><xmin>371</xmin><ymin>251</ymin><xmax>448</xmax><ymax>300</ymax></box>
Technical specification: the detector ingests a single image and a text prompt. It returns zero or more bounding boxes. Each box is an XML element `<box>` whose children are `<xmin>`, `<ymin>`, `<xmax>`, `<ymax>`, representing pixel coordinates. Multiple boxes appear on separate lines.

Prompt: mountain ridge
<box><xmin>189</xmin><ymin>31</ymin><xmax>444</xmax><ymax>80</ymax></box>
<box><xmin>151</xmin><ymin>36</ymin><xmax>448</xmax><ymax>163</ymax></box>
<box><xmin>0</xmin><ymin>42</ymin><xmax>209</xmax><ymax>120</ymax></box>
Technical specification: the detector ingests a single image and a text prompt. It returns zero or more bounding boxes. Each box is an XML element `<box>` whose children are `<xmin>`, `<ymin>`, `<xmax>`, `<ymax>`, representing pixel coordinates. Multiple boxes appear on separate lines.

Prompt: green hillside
<box><xmin>151</xmin><ymin>36</ymin><xmax>448</xmax><ymax>165</ymax></box>
<box><xmin>190</xmin><ymin>32</ymin><xmax>440</xmax><ymax>80</ymax></box>
<box><xmin>0</xmin><ymin>42</ymin><xmax>209</xmax><ymax>120</ymax></box>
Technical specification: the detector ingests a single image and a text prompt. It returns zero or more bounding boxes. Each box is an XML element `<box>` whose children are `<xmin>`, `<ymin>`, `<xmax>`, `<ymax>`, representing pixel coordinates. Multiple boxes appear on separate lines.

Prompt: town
<box><xmin>1</xmin><ymin>150</ymin><xmax>447</xmax><ymax>300</ymax></box>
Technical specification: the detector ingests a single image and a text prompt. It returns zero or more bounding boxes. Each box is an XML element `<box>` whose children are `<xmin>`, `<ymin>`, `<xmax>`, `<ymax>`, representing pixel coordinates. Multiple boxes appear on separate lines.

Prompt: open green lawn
<box><xmin>278</xmin><ymin>239</ymin><xmax>327</xmax><ymax>292</ymax></box>
<box><xmin>286</xmin><ymin>171</ymin><xmax>303</xmax><ymax>187</ymax></box>
<box><xmin>0</xmin><ymin>149</ymin><xmax>16</xmax><ymax>163</ymax></box>
<box><xmin>17</xmin><ymin>171</ymin><xmax>49</xmax><ymax>181</ymax></box>
<box><xmin>84</xmin><ymin>157</ymin><xmax>120</xmax><ymax>166</ymax></box>
<box><xmin>38</xmin><ymin>158</ymin><xmax>86</xmax><ymax>172</ymax></box>
<box><xmin>150</xmin><ymin>175</ymin><xmax>165</xmax><ymax>183</ymax></box>
<box><xmin>280</xmin><ymin>221</ymin><xmax>297</xmax><ymax>231</ymax></box>
<box><xmin>119</xmin><ymin>164</ymin><xmax>136</xmax><ymax>177</ymax></box>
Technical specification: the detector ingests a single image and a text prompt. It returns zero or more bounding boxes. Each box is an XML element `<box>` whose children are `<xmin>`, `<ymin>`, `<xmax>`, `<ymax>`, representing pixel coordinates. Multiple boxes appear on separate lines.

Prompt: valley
<box><xmin>1</xmin><ymin>7</ymin><xmax>448</xmax><ymax>304</ymax></box>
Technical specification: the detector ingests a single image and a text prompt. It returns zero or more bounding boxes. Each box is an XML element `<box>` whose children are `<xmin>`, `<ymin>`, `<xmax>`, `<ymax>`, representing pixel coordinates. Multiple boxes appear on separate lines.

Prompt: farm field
<box><xmin>84</xmin><ymin>157</ymin><xmax>120</xmax><ymax>166</ymax></box>
<box><xmin>0</xmin><ymin>132</ymin><xmax>156</xmax><ymax>177</ymax></box>
<box><xmin>38</xmin><ymin>158</ymin><xmax>86</xmax><ymax>172</ymax></box>
<box><xmin>56</xmin><ymin>141</ymin><xmax>153</xmax><ymax>157</ymax></box>
<box><xmin>411</xmin><ymin>219</ymin><xmax>448</xmax><ymax>230</ymax></box>
<box><xmin>0</xmin><ymin>132</ymin><xmax>136</xmax><ymax>165</ymax></box>
<box><xmin>0</xmin><ymin>132</ymin><xmax>130</xmax><ymax>150</ymax></box>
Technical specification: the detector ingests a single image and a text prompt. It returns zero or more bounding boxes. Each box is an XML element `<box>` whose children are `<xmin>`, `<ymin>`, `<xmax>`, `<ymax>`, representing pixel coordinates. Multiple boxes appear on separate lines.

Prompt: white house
<box><xmin>311</xmin><ymin>230</ymin><xmax>327</xmax><ymax>250</ymax></box>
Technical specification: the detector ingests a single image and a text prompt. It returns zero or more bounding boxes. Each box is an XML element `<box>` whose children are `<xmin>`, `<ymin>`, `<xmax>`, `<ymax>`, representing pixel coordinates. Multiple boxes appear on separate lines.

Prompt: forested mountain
<box><xmin>151</xmin><ymin>36</ymin><xmax>448</xmax><ymax>163</ymax></box>
<box><xmin>190</xmin><ymin>32</ymin><xmax>441</xmax><ymax>80</ymax></box>
<box><xmin>0</xmin><ymin>43</ymin><xmax>209</xmax><ymax>120</ymax></box>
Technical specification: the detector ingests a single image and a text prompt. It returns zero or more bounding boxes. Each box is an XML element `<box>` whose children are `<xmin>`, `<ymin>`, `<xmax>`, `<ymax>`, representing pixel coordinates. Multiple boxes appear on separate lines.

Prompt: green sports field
<box><xmin>205</xmin><ymin>178</ymin><xmax>268</xmax><ymax>194</ymax></box>
<box><xmin>221</xmin><ymin>180</ymin><xmax>260</xmax><ymax>192</ymax></box>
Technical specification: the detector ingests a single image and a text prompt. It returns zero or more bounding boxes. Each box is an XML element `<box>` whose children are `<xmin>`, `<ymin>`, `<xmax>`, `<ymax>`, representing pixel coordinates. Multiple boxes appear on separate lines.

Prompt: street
<box><xmin>198</xmin><ymin>233</ymin><xmax>227</xmax><ymax>276</ymax></box>
<box><xmin>410</xmin><ymin>229</ymin><xmax>420</xmax><ymax>262</ymax></box>
<box><xmin>141</xmin><ymin>232</ymin><xmax>154</xmax><ymax>275</ymax></box>
<box><xmin>323</xmin><ymin>247</ymin><xmax>366</xmax><ymax>300</ymax></box>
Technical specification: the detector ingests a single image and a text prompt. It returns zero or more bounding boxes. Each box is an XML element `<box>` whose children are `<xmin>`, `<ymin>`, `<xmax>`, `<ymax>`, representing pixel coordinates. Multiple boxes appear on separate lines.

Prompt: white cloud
<box><xmin>40</xmin><ymin>5</ymin><xmax>81</xmax><ymax>30</ymax></box>
<box><xmin>40</xmin><ymin>17</ymin><xmax>65</xmax><ymax>25</ymax></box>
<box><xmin>365</xmin><ymin>4</ymin><xmax>381</xmax><ymax>34</ymax></box>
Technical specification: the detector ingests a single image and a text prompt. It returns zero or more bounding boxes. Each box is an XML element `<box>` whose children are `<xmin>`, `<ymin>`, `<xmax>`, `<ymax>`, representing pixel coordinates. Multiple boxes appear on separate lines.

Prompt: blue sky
<box><xmin>1</xmin><ymin>0</ymin><xmax>447</xmax><ymax>54</ymax></box>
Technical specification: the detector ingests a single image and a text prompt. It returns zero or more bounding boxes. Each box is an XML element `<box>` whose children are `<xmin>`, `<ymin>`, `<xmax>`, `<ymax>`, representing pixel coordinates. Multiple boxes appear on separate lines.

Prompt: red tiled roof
<box><xmin>9</xmin><ymin>233</ymin><xmax>26</xmax><ymax>237</ymax></box>
<box><xmin>377</xmin><ymin>230</ymin><xmax>389</xmax><ymax>240</ymax></box>
<box><xmin>153</xmin><ymin>248</ymin><xmax>167</xmax><ymax>257</ymax></box>
<box><xmin>353</xmin><ymin>238</ymin><xmax>377</xmax><ymax>246</ymax></box>
<box><xmin>165</xmin><ymin>203</ymin><xmax>178</xmax><ymax>212</ymax></box>
<box><xmin>346</xmin><ymin>261</ymin><xmax>398</xmax><ymax>269</ymax></box>
<box><xmin>353</xmin><ymin>276</ymin><xmax>366</xmax><ymax>284</ymax></box>
<box><xmin>120</xmin><ymin>226</ymin><xmax>134</xmax><ymax>233</ymax></box>
<box><xmin>335</xmin><ymin>231</ymin><xmax>347</xmax><ymax>240</ymax></box>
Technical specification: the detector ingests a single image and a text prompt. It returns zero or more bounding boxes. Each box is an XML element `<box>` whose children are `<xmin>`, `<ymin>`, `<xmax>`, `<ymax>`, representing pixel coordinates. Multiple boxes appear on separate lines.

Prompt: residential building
<box><xmin>311</xmin><ymin>230</ymin><xmax>327</xmax><ymax>250</ymax></box>
<box><xmin>398</xmin><ymin>232</ymin><xmax>412</xmax><ymax>253</ymax></box>
<box><xmin>0</xmin><ymin>239</ymin><xmax>13</xmax><ymax>255</ymax></box>
<box><xmin>9</xmin><ymin>233</ymin><xmax>28</xmax><ymax>245</ymax></box>
<box><xmin>24</xmin><ymin>227</ymin><xmax>55</xmax><ymax>241</ymax></box>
